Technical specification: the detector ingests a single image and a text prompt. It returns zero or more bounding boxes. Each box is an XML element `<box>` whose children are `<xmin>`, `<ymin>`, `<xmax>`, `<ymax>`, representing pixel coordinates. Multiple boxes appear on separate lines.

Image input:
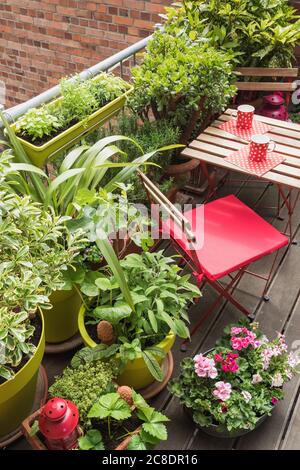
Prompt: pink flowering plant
<box><xmin>169</xmin><ymin>320</ymin><xmax>300</xmax><ymax>433</ymax></box>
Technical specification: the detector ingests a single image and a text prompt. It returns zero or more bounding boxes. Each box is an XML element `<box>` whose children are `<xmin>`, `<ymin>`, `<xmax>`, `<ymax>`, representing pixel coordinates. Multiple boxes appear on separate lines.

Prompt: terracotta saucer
<box><xmin>45</xmin><ymin>332</ymin><xmax>83</xmax><ymax>354</ymax></box>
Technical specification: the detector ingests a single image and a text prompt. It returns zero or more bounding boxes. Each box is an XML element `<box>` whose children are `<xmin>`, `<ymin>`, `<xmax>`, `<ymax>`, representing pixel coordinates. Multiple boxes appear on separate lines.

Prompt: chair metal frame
<box><xmin>138</xmin><ymin>171</ymin><xmax>287</xmax><ymax>345</ymax></box>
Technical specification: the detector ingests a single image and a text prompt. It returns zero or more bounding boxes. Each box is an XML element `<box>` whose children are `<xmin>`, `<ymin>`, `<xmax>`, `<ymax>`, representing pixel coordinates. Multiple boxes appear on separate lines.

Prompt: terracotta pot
<box><xmin>22</xmin><ymin>408</ymin><xmax>141</xmax><ymax>450</ymax></box>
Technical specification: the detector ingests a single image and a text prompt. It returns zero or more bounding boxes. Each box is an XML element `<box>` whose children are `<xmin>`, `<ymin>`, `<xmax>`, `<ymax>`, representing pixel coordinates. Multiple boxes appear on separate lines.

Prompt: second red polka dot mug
<box><xmin>249</xmin><ymin>134</ymin><xmax>276</xmax><ymax>162</ymax></box>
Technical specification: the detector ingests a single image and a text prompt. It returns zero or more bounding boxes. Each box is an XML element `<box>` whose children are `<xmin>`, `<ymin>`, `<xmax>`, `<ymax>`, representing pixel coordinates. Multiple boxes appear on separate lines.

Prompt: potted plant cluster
<box><xmin>11</xmin><ymin>72</ymin><xmax>133</xmax><ymax>167</ymax></box>
<box><xmin>77</xmin><ymin>251</ymin><xmax>200</xmax><ymax>390</ymax></box>
<box><xmin>22</xmin><ymin>349</ymin><xmax>169</xmax><ymax>451</ymax></box>
<box><xmin>0</xmin><ymin>152</ymin><xmax>80</xmax><ymax>438</ymax></box>
<box><xmin>170</xmin><ymin>320</ymin><xmax>300</xmax><ymax>438</ymax></box>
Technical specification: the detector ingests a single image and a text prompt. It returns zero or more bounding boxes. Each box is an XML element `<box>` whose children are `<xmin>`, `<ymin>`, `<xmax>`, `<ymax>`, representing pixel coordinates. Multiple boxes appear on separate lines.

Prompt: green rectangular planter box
<box><xmin>11</xmin><ymin>82</ymin><xmax>133</xmax><ymax>168</ymax></box>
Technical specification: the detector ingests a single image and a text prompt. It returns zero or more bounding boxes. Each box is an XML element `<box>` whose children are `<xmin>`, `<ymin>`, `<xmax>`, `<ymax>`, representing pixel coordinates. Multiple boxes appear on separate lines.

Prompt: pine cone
<box><xmin>117</xmin><ymin>386</ymin><xmax>133</xmax><ymax>406</ymax></box>
<box><xmin>97</xmin><ymin>320</ymin><xmax>115</xmax><ymax>345</ymax></box>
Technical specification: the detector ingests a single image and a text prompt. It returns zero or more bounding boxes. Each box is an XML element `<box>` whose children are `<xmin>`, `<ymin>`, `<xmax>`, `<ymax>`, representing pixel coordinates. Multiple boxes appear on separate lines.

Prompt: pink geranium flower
<box><xmin>213</xmin><ymin>381</ymin><xmax>232</xmax><ymax>401</ymax></box>
<box><xmin>271</xmin><ymin>397</ymin><xmax>279</xmax><ymax>406</ymax></box>
<box><xmin>194</xmin><ymin>354</ymin><xmax>218</xmax><ymax>379</ymax></box>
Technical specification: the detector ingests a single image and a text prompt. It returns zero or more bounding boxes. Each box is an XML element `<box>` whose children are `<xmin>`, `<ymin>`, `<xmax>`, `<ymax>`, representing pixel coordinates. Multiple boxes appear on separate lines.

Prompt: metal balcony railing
<box><xmin>0</xmin><ymin>33</ymin><xmax>154</xmax><ymax>130</ymax></box>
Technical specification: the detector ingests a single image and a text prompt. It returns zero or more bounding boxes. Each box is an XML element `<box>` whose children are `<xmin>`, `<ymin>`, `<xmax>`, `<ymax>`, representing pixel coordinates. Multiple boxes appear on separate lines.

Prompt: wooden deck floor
<box><xmin>7</xmin><ymin>172</ymin><xmax>300</xmax><ymax>451</ymax></box>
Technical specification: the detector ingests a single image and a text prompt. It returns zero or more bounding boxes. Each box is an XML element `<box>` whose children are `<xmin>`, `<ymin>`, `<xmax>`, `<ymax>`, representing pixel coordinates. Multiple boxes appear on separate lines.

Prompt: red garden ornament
<box><xmin>38</xmin><ymin>397</ymin><xmax>80</xmax><ymax>450</ymax></box>
<box><xmin>259</xmin><ymin>92</ymin><xmax>288</xmax><ymax>121</ymax></box>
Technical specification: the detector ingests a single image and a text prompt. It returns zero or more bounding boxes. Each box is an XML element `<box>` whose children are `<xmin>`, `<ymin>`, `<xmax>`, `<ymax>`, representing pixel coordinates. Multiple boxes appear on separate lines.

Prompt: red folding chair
<box><xmin>139</xmin><ymin>171</ymin><xmax>289</xmax><ymax>349</ymax></box>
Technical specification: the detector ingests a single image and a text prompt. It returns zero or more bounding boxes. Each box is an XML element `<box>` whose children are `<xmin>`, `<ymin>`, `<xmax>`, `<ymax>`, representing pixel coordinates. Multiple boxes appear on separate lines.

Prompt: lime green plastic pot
<box><xmin>78</xmin><ymin>305</ymin><xmax>176</xmax><ymax>390</ymax></box>
<box><xmin>43</xmin><ymin>288</ymin><xmax>82</xmax><ymax>344</ymax></box>
<box><xmin>11</xmin><ymin>83</ymin><xmax>133</xmax><ymax>168</ymax></box>
<box><xmin>0</xmin><ymin>309</ymin><xmax>45</xmax><ymax>438</ymax></box>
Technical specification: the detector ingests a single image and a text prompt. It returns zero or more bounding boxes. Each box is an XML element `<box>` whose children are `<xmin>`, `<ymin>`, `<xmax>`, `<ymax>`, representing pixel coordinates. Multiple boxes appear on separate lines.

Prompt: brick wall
<box><xmin>0</xmin><ymin>0</ymin><xmax>172</xmax><ymax>108</ymax></box>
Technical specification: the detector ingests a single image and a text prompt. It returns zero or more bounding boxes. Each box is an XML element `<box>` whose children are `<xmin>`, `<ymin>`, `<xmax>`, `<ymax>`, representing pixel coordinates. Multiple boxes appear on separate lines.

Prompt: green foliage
<box><xmin>289</xmin><ymin>113</ymin><xmax>300</xmax><ymax>124</ymax></box>
<box><xmin>88</xmin><ymin>392</ymin><xmax>132</xmax><ymax>421</ymax></box>
<box><xmin>130</xmin><ymin>31</ymin><xmax>236</xmax><ymax>142</ymax></box>
<box><xmin>0</xmin><ymin>161</ymin><xmax>80</xmax><ymax>380</ymax></box>
<box><xmin>164</xmin><ymin>0</ymin><xmax>300</xmax><ymax>68</ymax></box>
<box><xmin>81</xmin><ymin>250</ymin><xmax>201</xmax><ymax>380</ymax></box>
<box><xmin>15</xmin><ymin>107</ymin><xmax>61</xmax><ymax>142</ymax></box>
<box><xmin>58</xmin><ymin>75</ymin><xmax>99</xmax><ymax>125</ymax></box>
<box><xmin>169</xmin><ymin>320</ymin><xmax>300</xmax><ymax>433</ymax></box>
<box><xmin>92</xmin><ymin>113</ymin><xmax>180</xmax><ymax>203</ymax></box>
<box><xmin>0</xmin><ymin>310</ymin><xmax>35</xmax><ymax>381</ymax></box>
<box><xmin>14</xmin><ymin>72</ymin><xmax>128</xmax><ymax>142</ymax></box>
<box><xmin>82</xmin><ymin>389</ymin><xmax>169</xmax><ymax>449</ymax></box>
<box><xmin>78</xmin><ymin>429</ymin><xmax>104</xmax><ymax>450</ymax></box>
<box><xmin>48</xmin><ymin>358</ymin><xmax>118</xmax><ymax>428</ymax></box>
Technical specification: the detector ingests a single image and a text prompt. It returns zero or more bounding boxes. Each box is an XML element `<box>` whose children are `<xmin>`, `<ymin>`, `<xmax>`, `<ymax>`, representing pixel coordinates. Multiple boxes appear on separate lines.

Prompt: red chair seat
<box><xmin>163</xmin><ymin>195</ymin><xmax>288</xmax><ymax>281</ymax></box>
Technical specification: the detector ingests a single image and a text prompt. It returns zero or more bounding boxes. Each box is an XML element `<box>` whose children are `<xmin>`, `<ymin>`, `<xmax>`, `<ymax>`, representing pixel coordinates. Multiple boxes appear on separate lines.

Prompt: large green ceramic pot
<box><xmin>43</xmin><ymin>288</ymin><xmax>82</xmax><ymax>344</ymax></box>
<box><xmin>0</xmin><ymin>309</ymin><xmax>45</xmax><ymax>438</ymax></box>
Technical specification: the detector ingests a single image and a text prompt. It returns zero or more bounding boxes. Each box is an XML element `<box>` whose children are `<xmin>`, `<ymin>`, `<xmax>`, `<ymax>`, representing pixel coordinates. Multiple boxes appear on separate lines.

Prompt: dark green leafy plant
<box><xmin>82</xmin><ymin>390</ymin><xmax>169</xmax><ymax>450</ymax></box>
<box><xmin>164</xmin><ymin>0</ymin><xmax>300</xmax><ymax>68</ymax></box>
<box><xmin>79</xmin><ymin>251</ymin><xmax>200</xmax><ymax>381</ymax></box>
<box><xmin>130</xmin><ymin>31</ymin><xmax>236</xmax><ymax>144</ymax></box>
<box><xmin>48</xmin><ymin>358</ymin><xmax>118</xmax><ymax>428</ymax></box>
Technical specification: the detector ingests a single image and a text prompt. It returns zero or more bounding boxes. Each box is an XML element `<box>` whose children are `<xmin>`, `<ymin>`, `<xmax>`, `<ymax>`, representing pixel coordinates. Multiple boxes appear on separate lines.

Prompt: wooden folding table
<box><xmin>182</xmin><ymin>108</ymin><xmax>300</xmax><ymax>241</ymax></box>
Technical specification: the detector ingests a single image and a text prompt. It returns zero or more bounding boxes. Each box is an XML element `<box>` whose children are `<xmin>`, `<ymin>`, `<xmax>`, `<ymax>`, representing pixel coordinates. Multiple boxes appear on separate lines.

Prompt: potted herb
<box><xmin>81</xmin><ymin>389</ymin><xmax>169</xmax><ymax>450</ymax></box>
<box><xmin>22</xmin><ymin>386</ymin><xmax>169</xmax><ymax>451</ymax></box>
<box><xmin>0</xmin><ymin>155</ymin><xmax>79</xmax><ymax>438</ymax></box>
<box><xmin>77</xmin><ymin>251</ymin><xmax>200</xmax><ymax>390</ymax></box>
<box><xmin>11</xmin><ymin>72</ymin><xmax>133</xmax><ymax>167</ymax></box>
<box><xmin>169</xmin><ymin>321</ymin><xmax>300</xmax><ymax>438</ymax></box>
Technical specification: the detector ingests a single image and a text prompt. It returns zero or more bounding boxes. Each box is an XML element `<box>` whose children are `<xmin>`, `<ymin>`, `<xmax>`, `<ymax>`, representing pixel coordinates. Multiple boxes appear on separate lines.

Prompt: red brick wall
<box><xmin>0</xmin><ymin>1</ymin><xmax>172</xmax><ymax>108</ymax></box>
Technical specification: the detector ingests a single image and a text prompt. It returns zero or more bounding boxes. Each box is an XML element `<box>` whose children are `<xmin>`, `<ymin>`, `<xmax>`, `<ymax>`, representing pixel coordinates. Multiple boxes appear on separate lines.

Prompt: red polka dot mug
<box><xmin>236</xmin><ymin>105</ymin><xmax>255</xmax><ymax>129</ymax></box>
<box><xmin>249</xmin><ymin>134</ymin><xmax>276</xmax><ymax>162</ymax></box>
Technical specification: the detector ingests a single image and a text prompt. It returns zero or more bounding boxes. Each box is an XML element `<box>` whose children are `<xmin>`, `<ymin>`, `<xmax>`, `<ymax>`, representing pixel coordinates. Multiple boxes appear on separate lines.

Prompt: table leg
<box><xmin>277</xmin><ymin>185</ymin><xmax>300</xmax><ymax>244</ymax></box>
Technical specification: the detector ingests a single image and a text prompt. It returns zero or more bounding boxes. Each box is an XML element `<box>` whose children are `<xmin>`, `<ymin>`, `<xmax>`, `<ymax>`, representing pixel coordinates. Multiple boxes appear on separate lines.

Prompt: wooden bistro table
<box><xmin>182</xmin><ymin>108</ymin><xmax>300</xmax><ymax>242</ymax></box>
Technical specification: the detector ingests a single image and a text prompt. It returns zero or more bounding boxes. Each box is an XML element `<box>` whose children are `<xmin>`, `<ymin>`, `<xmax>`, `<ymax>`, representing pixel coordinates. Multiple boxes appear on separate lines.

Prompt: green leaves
<box><xmin>93</xmin><ymin>303</ymin><xmax>132</xmax><ymax>325</ymax></box>
<box><xmin>142</xmin><ymin>351</ymin><xmax>164</xmax><ymax>382</ymax></box>
<box><xmin>78</xmin><ymin>429</ymin><xmax>104</xmax><ymax>451</ymax></box>
<box><xmin>88</xmin><ymin>393</ymin><xmax>131</xmax><ymax>421</ymax></box>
